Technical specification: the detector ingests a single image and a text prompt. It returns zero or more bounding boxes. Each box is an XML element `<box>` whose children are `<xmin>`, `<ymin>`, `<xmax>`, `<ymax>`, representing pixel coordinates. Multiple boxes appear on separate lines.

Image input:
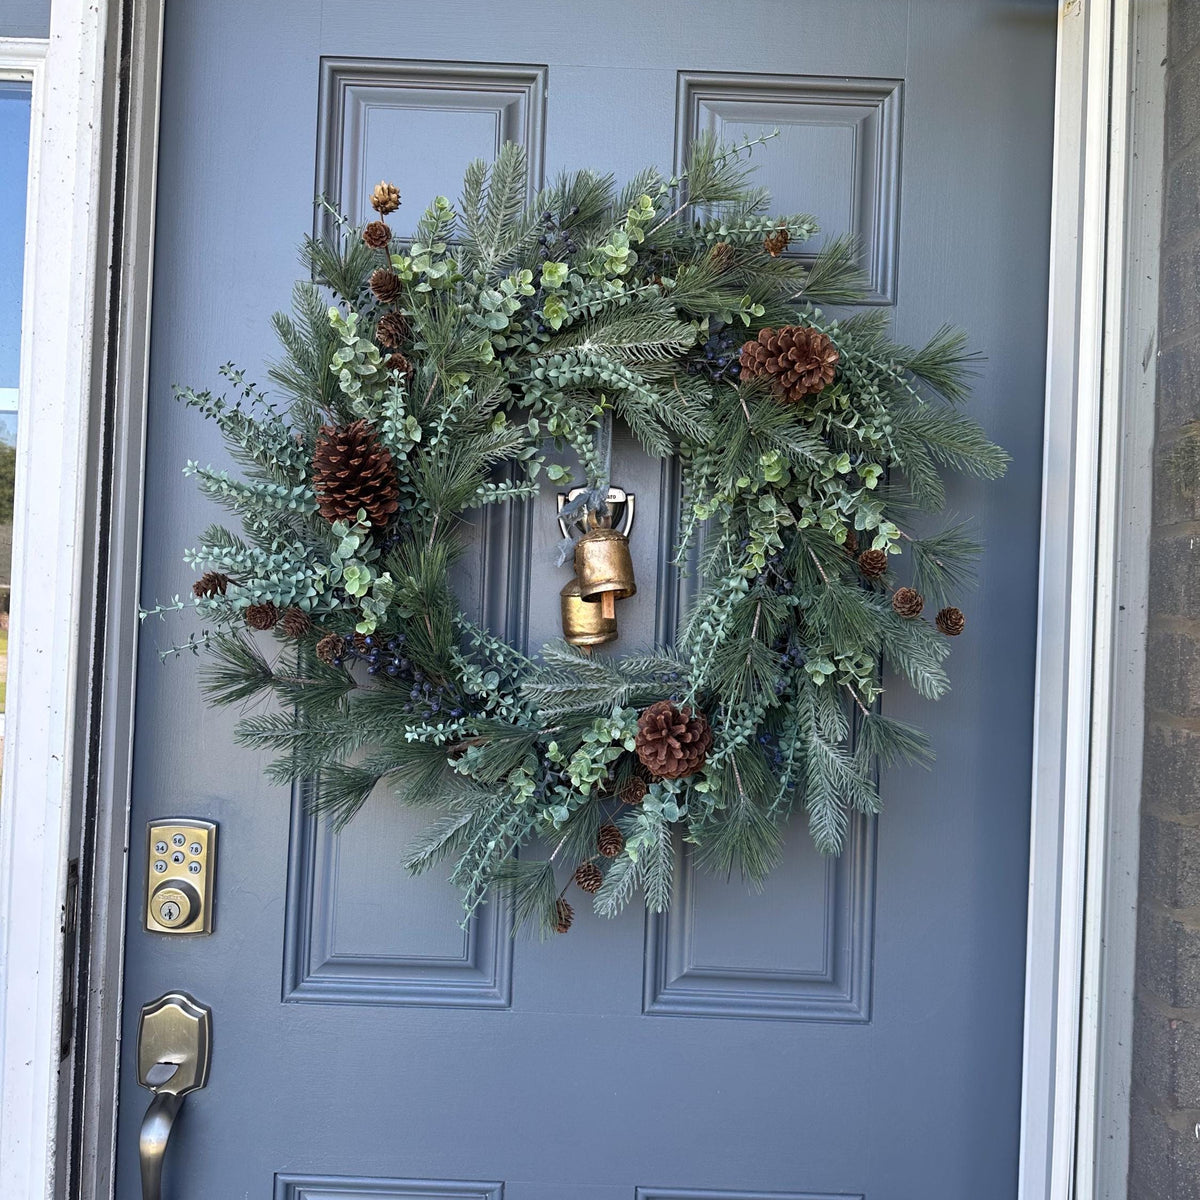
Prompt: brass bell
<box><xmin>574</xmin><ymin>527</ymin><xmax>636</xmax><ymax>621</ymax></box>
<box><xmin>560</xmin><ymin>577</ymin><xmax>618</xmax><ymax>648</ymax></box>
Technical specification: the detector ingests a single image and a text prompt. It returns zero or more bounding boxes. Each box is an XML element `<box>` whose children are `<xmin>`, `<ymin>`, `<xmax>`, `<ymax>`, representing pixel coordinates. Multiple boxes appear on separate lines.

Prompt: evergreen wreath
<box><xmin>148</xmin><ymin>135</ymin><xmax>1007</xmax><ymax>935</ymax></box>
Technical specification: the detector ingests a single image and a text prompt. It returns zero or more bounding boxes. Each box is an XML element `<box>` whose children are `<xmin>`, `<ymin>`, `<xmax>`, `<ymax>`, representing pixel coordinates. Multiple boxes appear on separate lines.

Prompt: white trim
<box><xmin>0</xmin><ymin>2</ymin><xmax>1159</xmax><ymax>1197</ymax></box>
<box><xmin>0</xmin><ymin>9</ymin><xmax>112</xmax><ymax>1199</ymax></box>
<box><xmin>1079</xmin><ymin>1</ymin><xmax>1165</xmax><ymax>1193</ymax></box>
<box><xmin>1019</xmin><ymin>0</ymin><xmax>1163</xmax><ymax>1197</ymax></box>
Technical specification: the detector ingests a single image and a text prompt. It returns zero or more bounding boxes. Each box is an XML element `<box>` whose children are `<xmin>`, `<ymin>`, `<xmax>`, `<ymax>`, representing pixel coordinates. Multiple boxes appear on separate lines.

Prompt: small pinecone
<box><xmin>764</xmin><ymin>227</ymin><xmax>790</xmax><ymax>257</ymax></box>
<box><xmin>362</xmin><ymin>220</ymin><xmax>392</xmax><ymax>249</ymax></box>
<box><xmin>385</xmin><ymin>352</ymin><xmax>412</xmax><ymax>378</ymax></box>
<box><xmin>739</xmin><ymin>325</ymin><xmax>839</xmax><ymax>403</ymax></box>
<box><xmin>316</xmin><ymin>631</ymin><xmax>342</xmax><ymax>666</ymax></box>
<box><xmin>891</xmin><ymin>587</ymin><xmax>925</xmax><ymax>619</ymax></box>
<box><xmin>597</xmin><ymin>824</ymin><xmax>625</xmax><ymax>858</ymax></box>
<box><xmin>574</xmin><ymin>862</ymin><xmax>603</xmax><ymax>894</ymax></box>
<box><xmin>935</xmin><ymin>606</ymin><xmax>966</xmax><ymax>636</ymax></box>
<box><xmin>312</xmin><ymin>419</ymin><xmax>400</xmax><ymax>529</ymax></box>
<box><xmin>369</xmin><ymin>268</ymin><xmax>401</xmax><ymax>303</ymax></box>
<box><xmin>370</xmin><ymin>180</ymin><xmax>401</xmax><ymax>215</ymax></box>
<box><xmin>621</xmin><ymin>776</ymin><xmax>649</xmax><ymax>807</ymax></box>
<box><xmin>245</xmin><ymin>602</ymin><xmax>279</xmax><ymax>631</ymax></box>
<box><xmin>278</xmin><ymin>607</ymin><xmax>311</xmax><ymax>638</ymax></box>
<box><xmin>376</xmin><ymin>311</ymin><xmax>409</xmax><ymax>348</ymax></box>
<box><xmin>709</xmin><ymin>240</ymin><xmax>735</xmax><ymax>272</ymax></box>
<box><xmin>858</xmin><ymin>548</ymin><xmax>889</xmax><ymax>579</ymax></box>
<box><xmin>843</xmin><ymin>528</ymin><xmax>859</xmax><ymax>555</ymax></box>
<box><xmin>192</xmin><ymin>571</ymin><xmax>230</xmax><ymax>599</ymax></box>
<box><xmin>635</xmin><ymin>700</ymin><xmax>713</xmax><ymax>780</ymax></box>
<box><xmin>554</xmin><ymin>898</ymin><xmax>574</xmax><ymax>933</ymax></box>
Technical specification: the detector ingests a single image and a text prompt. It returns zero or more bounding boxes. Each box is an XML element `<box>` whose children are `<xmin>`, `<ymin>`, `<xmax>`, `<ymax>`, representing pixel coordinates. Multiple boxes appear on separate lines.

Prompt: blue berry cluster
<box><xmin>536</xmin><ymin>205</ymin><xmax>581</xmax><ymax>259</ymax></box>
<box><xmin>688</xmin><ymin>323</ymin><xmax>743</xmax><ymax>383</ymax></box>
<box><xmin>330</xmin><ymin>632</ymin><xmax>463</xmax><ymax>718</ymax></box>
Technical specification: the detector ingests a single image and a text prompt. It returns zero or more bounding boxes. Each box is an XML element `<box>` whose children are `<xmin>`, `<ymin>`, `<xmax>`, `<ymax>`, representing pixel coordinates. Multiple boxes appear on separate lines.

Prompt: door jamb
<box><xmin>0</xmin><ymin>2</ymin><xmax>1157</xmax><ymax>1196</ymax></box>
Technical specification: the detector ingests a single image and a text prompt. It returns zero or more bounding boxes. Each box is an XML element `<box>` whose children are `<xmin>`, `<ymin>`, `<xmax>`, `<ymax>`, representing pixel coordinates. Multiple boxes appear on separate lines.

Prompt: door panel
<box><xmin>118</xmin><ymin>2</ymin><xmax>1055</xmax><ymax>1197</ymax></box>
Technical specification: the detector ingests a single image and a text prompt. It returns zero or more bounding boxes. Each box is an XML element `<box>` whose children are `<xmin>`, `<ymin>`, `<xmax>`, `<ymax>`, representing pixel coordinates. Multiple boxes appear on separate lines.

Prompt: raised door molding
<box><xmin>676</xmin><ymin>70</ymin><xmax>902</xmax><ymax>305</ymax></box>
<box><xmin>282</xmin><ymin>782</ymin><xmax>513</xmax><ymax>1008</ymax></box>
<box><xmin>275</xmin><ymin>1175</ymin><xmax>503</xmax><ymax>1200</ymax></box>
<box><xmin>643</xmin><ymin>816</ymin><xmax>875</xmax><ymax>1022</ymax></box>
<box><xmin>636</xmin><ymin>1189</ymin><xmax>864</xmax><ymax>1200</ymax></box>
<box><xmin>315</xmin><ymin>57</ymin><xmax>547</xmax><ymax>241</ymax></box>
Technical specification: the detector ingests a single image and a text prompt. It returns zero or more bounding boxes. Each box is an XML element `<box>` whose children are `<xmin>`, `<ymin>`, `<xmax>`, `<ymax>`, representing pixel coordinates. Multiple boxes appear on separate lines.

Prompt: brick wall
<box><xmin>1129</xmin><ymin>3</ymin><xmax>1200</xmax><ymax>1197</ymax></box>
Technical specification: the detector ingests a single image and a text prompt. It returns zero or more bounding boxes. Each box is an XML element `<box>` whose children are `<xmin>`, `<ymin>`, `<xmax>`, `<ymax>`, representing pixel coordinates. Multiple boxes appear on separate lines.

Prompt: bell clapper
<box><xmin>600</xmin><ymin>593</ymin><xmax>616</xmax><ymax>621</ymax></box>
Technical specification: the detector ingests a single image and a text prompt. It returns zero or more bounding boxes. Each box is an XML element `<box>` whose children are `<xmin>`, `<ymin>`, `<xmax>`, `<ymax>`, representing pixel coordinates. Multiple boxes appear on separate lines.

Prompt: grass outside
<box><xmin>0</xmin><ymin>626</ymin><xmax>7</xmax><ymax>710</ymax></box>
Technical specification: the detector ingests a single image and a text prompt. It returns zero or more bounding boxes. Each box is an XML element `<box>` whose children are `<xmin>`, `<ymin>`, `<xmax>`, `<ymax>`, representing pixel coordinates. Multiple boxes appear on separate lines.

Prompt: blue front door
<box><xmin>117</xmin><ymin>2</ymin><xmax>1057</xmax><ymax>1197</ymax></box>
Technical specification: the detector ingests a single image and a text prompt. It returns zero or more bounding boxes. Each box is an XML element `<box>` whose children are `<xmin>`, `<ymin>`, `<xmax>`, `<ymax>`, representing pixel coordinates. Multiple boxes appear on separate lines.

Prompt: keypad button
<box><xmin>170</xmin><ymin>851</ymin><xmax>185</xmax><ymax>865</ymax></box>
<box><xmin>154</xmin><ymin>860</ymin><xmax>167</xmax><ymax>873</ymax></box>
<box><xmin>171</xmin><ymin>833</ymin><xmax>185</xmax><ymax>847</ymax></box>
<box><xmin>154</xmin><ymin>840</ymin><xmax>168</xmax><ymax>854</ymax></box>
<box><xmin>188</xmin><ymin>842</ymin><xmax>202</xmax><ymax>856</ymax></box>
<box><xmin>188</xmin><ymin>861</ymin><xmax>201</xmax><ymax>875</ymax></box>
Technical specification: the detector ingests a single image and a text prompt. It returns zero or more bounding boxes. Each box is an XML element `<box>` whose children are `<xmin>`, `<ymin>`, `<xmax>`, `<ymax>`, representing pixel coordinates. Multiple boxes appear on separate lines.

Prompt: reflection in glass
<box><xmin>0</xmin><ymin>81</ymin><xmax>33</xmax><ymax>727</ymax></box>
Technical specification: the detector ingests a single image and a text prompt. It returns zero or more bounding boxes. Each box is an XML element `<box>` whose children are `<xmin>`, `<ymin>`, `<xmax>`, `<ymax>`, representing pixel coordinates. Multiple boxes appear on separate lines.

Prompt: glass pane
<box><xmin>0</xmin><ymin>81</ymin><xmax>33</xmax><ymax>727</ymax></box>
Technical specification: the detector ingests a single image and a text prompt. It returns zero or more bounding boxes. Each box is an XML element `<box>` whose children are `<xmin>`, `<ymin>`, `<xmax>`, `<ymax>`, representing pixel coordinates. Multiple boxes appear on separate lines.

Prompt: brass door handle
<box><xmin>136</xmin><ymin>992</ymin><xmax>212</xmax><ymax>1200</ymax></box>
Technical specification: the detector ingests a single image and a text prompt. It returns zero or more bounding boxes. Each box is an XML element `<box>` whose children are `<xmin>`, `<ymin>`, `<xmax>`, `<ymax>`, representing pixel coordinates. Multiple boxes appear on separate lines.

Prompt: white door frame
<box><xmin>0</xmin><ymin>2</ymin><xmax>1164</xmax><ymax>1197</ymax></box>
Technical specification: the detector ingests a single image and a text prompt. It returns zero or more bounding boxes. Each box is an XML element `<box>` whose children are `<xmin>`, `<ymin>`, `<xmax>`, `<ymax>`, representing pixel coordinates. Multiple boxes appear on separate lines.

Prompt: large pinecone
<box><xmin>192</xmin><ymin>571</ymin><xmax>230</xmax><ymax>599</ymax></box>
<box><xmin>739</xmin><ymin>325</ymin><xmax>839</xmax><ymax>403</ymax></box>
<box><xmin>554</xmin><ymin>898</ymin><xmax>574</xmax><ymax>933</ymax></box>
<box><xmin>370</xmin><ymin>181</ymin><xmax>401</xmax><ymax>215</ymax></box>
<box><xmin>891</xmin><ymin>587</ymin><xmax>924</xmax><ymax>618</ymax></box>
<box><xmin>312</xmin><ymin>419</ymin><xmax>400</xmax><ymax>530</ymax></box>
<box><xmin>635</xmin><ymin>700</ymin><xmax>713</xmax><ymax>780</ymax></box>
<box><xmin>936</xmin><ymin>606</ymin><xmax>966</xmax><ymax>636</ymax></box>
<box><xmin>574</xmin><ymin>862</ymin><xmax>603</xmax><ymax>894</ymax></box>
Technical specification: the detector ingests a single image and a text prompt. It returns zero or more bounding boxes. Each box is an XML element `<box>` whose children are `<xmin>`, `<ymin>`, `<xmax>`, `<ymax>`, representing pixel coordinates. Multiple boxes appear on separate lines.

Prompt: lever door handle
<box><xmin>136</xmin><ymin>992</ymin><xmax>212</xmax><ymax>1200</ymax></box>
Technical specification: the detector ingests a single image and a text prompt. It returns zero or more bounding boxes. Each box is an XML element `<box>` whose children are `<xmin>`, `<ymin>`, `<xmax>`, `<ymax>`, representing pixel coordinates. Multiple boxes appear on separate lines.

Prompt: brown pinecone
<box><xmin>635</xmin><ymin>700</ymin><xmax>713</xmax><ymax>780</ymax></box>
<box><xmin>891</xmin><ymin>587</ymin><xmax>925</xmax><ymax>619</ymax></box>
<box><xmin>370</xmin><ymin>181</ymin><xmax>401</xmax><ymax>215</ymax></box>
<box><xmin>312</xmin><ymin>419</ymin><xmax>400</xmax><ymax>530</ymax></box>
<box><xmin>369</xmin><ymin>268</ymin><xmax>401</xmax><ymax>303</ymax></box>
<box><xmin>621</xmin><ymin>776</ymin><xmax>649</xmax><ymax>806</ymax></box>
<box><xmin>597</xmin><ymin>824</ymin><xmax>625</xmax><ymax>858</ymax></box>
<box><xmin>857</xmin><ymin>548</ymin><xmax>889</xmax><ymax>579</ymax></box>
<box><xmin>843</xmin><ymin>528</ymin><xmax>859</xmax><ymax>555</ymax></box>
<box><xmin>935</xmin><ymin>606</ymin><xmax>966</xmax><ymax>636</ymax></box>
<box><xmin>554</xmin><ymin>898</ymin><xmax>574</xmax><ymax>933</ymax></box>
<box><xmin>376</xmin><ymin>311</ymin><xmax>409</xmax><ymax>348</ymax></box>
<box><xmin>739</xmin><ymin>325</ymin><xmax>839</xmax><ymax>403</ymax></box>
<box><xmin>362</xmin><ymin>220</ymin><xmax>392</xmax><ymax>249</ymax></box>
<box><xmin>245</xmin><ymin>602</ymin><xmax>279</xmax><ymax>631</ymax></box>
<box><xmin>709</xmin><ymin>241</ymin><xmax>735</xmax><ymax>272</ymax></box>
<box><xmin>574</xmin><ymin>862</ymin><xmax>603</xmax><ymax>894</ymax></box>
<box><xmin>315</xmin><ymin>631</ymin><xmax>342</xmax><ymax>666</ymax></box>
<box><xmin>385</xmin><ymin>352</ymin><xmax>412</xmax><ymax>378</ymax></box>
<box><xmin>764</xmin><ymin>227</ymin><xmax>790</xmax><ymax>257</ymax></box>
<box><xmin>278</xmin><ymin>607</ymin><xmax>311</xmax><ymax>638</ymax></box>
<box><xmin>192</xmin><ymin>571</ymin><xmax>230</xmax><ymax>599</ymax></box>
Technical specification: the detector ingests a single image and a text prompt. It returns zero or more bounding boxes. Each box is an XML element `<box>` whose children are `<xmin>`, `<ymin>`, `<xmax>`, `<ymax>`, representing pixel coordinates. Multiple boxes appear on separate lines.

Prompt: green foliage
<box><xmin>156</xmin><ymin>136</ymin><xmax>1006</xmax><ymax>935</ymax></box>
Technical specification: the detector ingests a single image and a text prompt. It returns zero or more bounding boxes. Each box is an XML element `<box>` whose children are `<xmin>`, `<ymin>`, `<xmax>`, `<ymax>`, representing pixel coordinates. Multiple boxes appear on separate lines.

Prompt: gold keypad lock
<box><xmin>145</xmin><ymin>819</ymin><xmax>216</xmax><ymax>934</ymax></box>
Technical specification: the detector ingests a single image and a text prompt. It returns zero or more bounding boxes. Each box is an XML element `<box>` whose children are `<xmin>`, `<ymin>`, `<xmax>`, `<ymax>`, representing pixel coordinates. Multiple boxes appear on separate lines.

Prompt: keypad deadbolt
<box><xmin>145</xmin><ymin>819</ymin><xmax>216</xmax><ymax>934</ymax></box>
